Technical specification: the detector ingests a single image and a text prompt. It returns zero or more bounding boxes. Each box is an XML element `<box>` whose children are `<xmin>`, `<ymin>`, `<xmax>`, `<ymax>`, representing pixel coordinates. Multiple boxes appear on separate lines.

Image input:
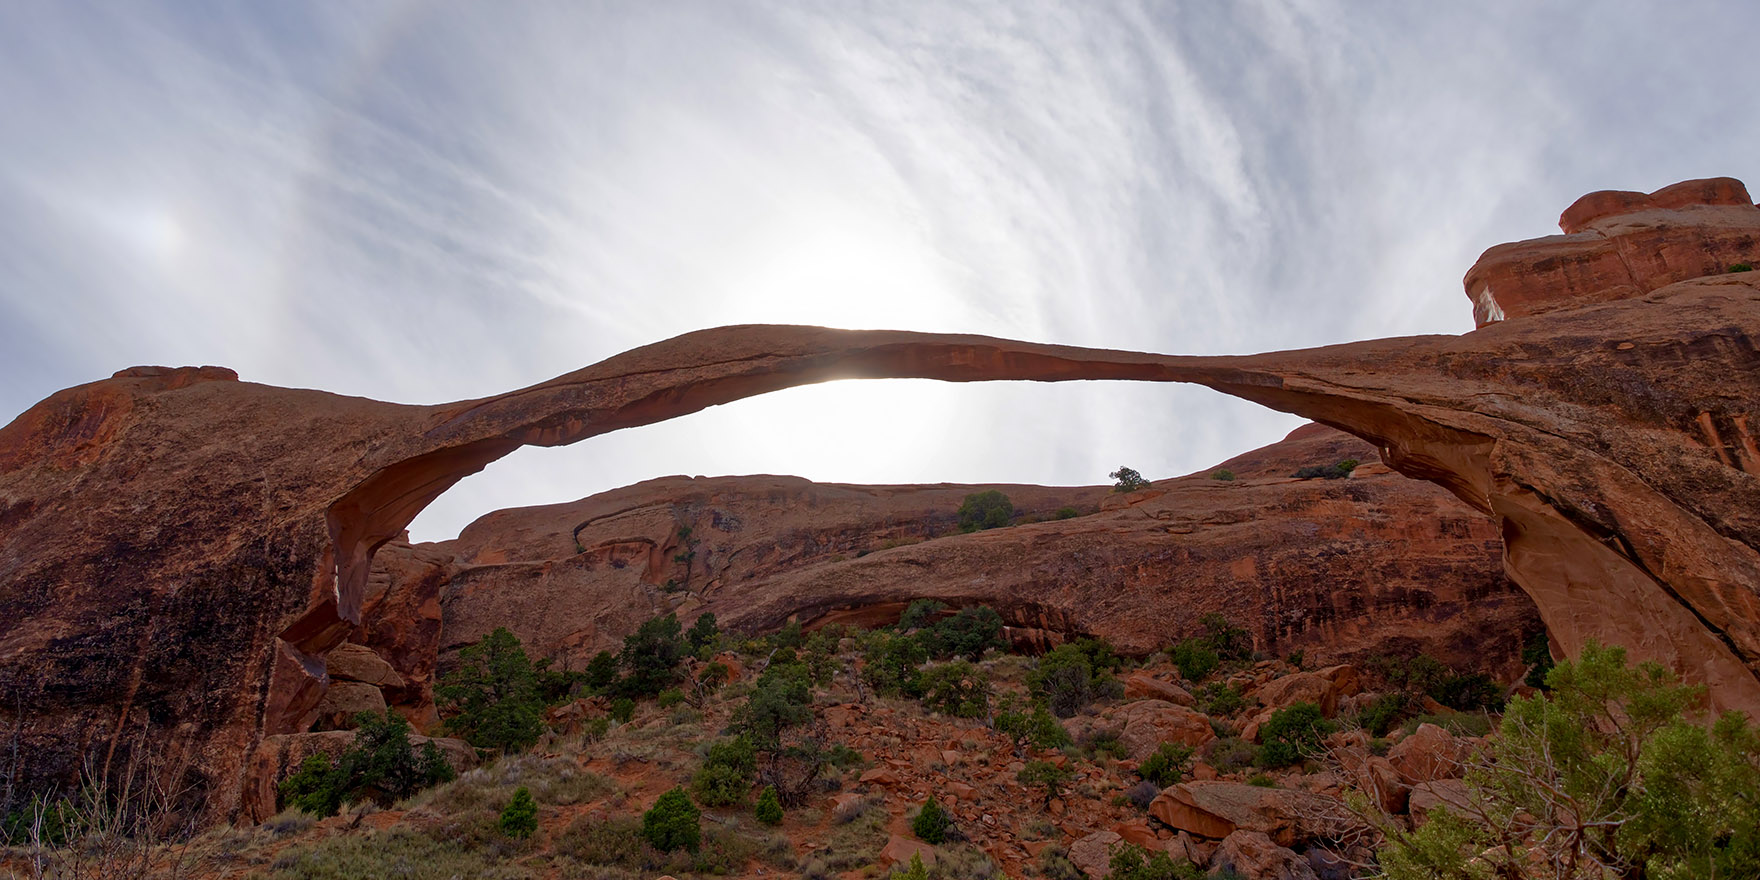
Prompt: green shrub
<box><xmin>1197</xmin><ymin>682</ymin><xmax>1245</xmax><ymax>716</ymax></box>
<box><xmin>957</xmin><ymin>491</ymin><xmax>1014</xmax><ymax>532</ymax></box>
<box><xmin>692</xmin><ymin>737</ymin><xmax>757</xmax><ymax>807</ymax></box>
<box><xmin>1205</xmin><ymin>737</ymin><xmax>1258</xmax><ymax>773</ymax></box>
<box><xmin>921</xmin><ymin>606</ymin><xmax>1005</xmax><ymax>661</ymax></box>
<box><xmin>862</xmin><ymin>630</ymin><xmax>928</xmax><ymax>697</ymax></box>
<box><xmin>1377</xmin><ymin>642</ymin><xmax>1760</xmax><ymax>880</ymax></box>
<box><xmin>1246</xmin><ymin>774</ymin><xmax>1276</xmax><ymax>788</ymax></box>
<box><xmin>1103</xmin><ymin>842</ymin><xmax>1204</xmax><ymax>880</ymax></box>
<box><xmin>896</xmin><ymin>852</ymin><xmax>930</xmax><ymax>880</ymax></box>
<box><xmin>609</xmin><ymin>697</ymin><xmax>635</xmax><ymax>724</ymax></box>
<box><xmin>1358</xmin><ymin>692</ymin><xmax>1411</xmax><ymax>736</ymax></box>
<box><xmin>897</xmin><ymin>599</ymin><xmax>948</xmax><ymax>631</ymax></box>
<box><xmin>498</xmin><ymin>786</ymin><xmax>537</xmax><ymax>838</ymax></box>
<box><xmin>1168</xmin><ymin>641</ymin><xmax>1218</xmax><ymax>683</ymax></box>
<box><xmin>1029</xmin><ymin>643</ymin><xmax>1119</xmax><ymax>718</ymax></box>
<box><xmin>1054</xmin><ymin>506</ymin><xmax>1081</xmax><ymax>520</ymax></box>
<box><xmin>1430</xmin><ymin>672</ymin><xmax>1504</xmax><ymax>712</ymax></box>
<box><xmin>686</xmin><ymin>612</ymin><xmax>720</xmax><ymax>654</ymax></box>
<box><xmin>618</xmin><ymin>614</ymin><xmax>688</xmax><ymax>698</ymax></box>
<box><xmin>436</xmin><ymin>627</ymin><xmax>545</xmax><ymax>753</ymax></box>
<box><xmin>656</xmin><ymin>688</ymin><xmax>686</xmax><ymax>708</ymax></box>
<box><xmin>1521</xmin><ymin>629</ymin><xmax>1555</xmax><ymax>690</ymax></box>
<box><xmin>1211</xmin><ymin>469</ymin><xmax>1235</xmax><ymax>481</ymax></box>
<box><xmin>1400</xmin><ymin>711</ymin><xmax>1493</xmax><ymax>739</ymax></box>
<box><xmin>1071</xmin><ymin>636</ymin><xmax>1123</xmax><ymax>672</ymax></box>
<box><xmin>583</xmin><ymin>650</ymin><xmax>619</xmax><ymax>694</ymax></box>
<box><xmin>1137</xmin><ymin>742</ymin><xmax>1193</xmax><ymax>787</ymax></box>
<box><xmin>642</xmin><ymin>787</ymin><xmax>701</xmax><ymax>853</ymax></box>
<box><xmin>267</xmin><ymin>828</ymin><xmax>533</xmax><ymax>879</ymax></box>
<box><xmin>754</xmin><ymin>785</ymin><xmax>784</xmax><ymax>825</ymax></box>
<box><xmin>1291</xmin><ymin>459</ymin><xmax>1358</xmax><ymax>480</ymax></box>
<box><xmin>910</xmin><ymin>795</ymin><xmax>951</xmax><ymax>844</ymax></box>
<box><xmin>993</xmin><ymin>693</ymin><xmax>1073</xmax><ymax>755</ymax></box>
<box><xmin>1017</xmin><ymin>760</ymin><xmax>1073</xmax><ymax>808</ymax></box>
<box><xmin>279</xmin><ymin>710</ymin><xmax>456</xmax><ymax>816</ymax></box>
<box><xmin>920</xmin><ymin>660</ymin><xmax>992</xmax><ymax>718</ymax></box>
<box><xmin>1730</xmin><ymin>262</ymin><xmax>1754</xmax><ymax>272</ymax></box>
<box><xmin>731</xmin><ymin>662</ymin><xmax>813</xmax><ymax>748</ymax></box>
<box><xmin>1257</xmin><ymin>702</ymin><xmax>1333</xmax><ymax>768</ymax></box>
<box><xmin>1109</xmin><ymin>466</ymin><xmax>1151</xmax><ymax>492</ymax></box>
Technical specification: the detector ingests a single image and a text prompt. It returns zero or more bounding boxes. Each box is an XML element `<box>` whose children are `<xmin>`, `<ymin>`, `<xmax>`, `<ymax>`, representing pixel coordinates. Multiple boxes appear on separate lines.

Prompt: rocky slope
<box><xmin>2</xmin><ymin>177</ymin><xmax>1757</xmax><ymax>824</ymax></box>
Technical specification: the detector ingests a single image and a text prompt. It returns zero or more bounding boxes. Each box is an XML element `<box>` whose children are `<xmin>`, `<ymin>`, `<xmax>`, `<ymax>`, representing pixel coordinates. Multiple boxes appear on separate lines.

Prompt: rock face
<box><xmin>1464</xmin><ymin>176</ymin><xmax>1759</xmax><ymax>326</ymax></box>
<box><xmin>422</xmin><ymin>423</ymin><xmax>1528</xmax><ymax>680</ymax></box>
<box><xmin>3</xmin><ymin>177</ymin><xmax>1759</xmax><ymax>824</ymax></box>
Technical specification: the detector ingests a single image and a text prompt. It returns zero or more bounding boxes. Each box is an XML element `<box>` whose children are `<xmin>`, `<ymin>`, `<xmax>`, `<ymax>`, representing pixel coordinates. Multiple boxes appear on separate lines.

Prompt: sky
<box><xmin>2</xmin><ymin>1</ymin><xmax>1757</xmax><ymax>542</ymax></box>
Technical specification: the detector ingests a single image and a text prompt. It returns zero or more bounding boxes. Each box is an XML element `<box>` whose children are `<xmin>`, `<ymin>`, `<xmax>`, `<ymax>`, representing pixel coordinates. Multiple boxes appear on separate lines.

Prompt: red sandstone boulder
<box><xmin>1409</xmin><ymin>779</ymin><xmax>1472</xmax><ymax>824</ymax></box>
<box><xmin>1388</xmin><ymin>723</ymin><xmax>1469</xmax><ymax>786</ymax></box>
<box><xmin>1124</xmin><ymin>672</ymin><xmax>1196</xmax><ymax>706</ymax></box>
<box><xmin>1211</xmin><ymin>830</ymin><xmax>1318</xmax><ymax>880</ymax></box>
<box><xmin>1114</xmin><ymin>700</ymin><xmax>1216</xmax><ymax>760</ymax></box>
<box><xmin>1148</xmin><ymin>781</ymin><xmax>1351</xmax><ymax>846</ymax></box>
<box><xmin>1252</xmin><ymin>665</ymin><xmax>1360</xmax><ymax>717</ymax></box>
<box><xmin>1068</xmin><ymin>830</ymin><xmax>1123</xmax><ymax>878</ymax></box>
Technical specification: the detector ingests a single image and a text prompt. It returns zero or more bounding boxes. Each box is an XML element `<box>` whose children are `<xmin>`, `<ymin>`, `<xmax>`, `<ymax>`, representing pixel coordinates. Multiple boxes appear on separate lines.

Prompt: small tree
<box><xmin>279</xmin><ymin>710</ymin><xmax>455</xmax><ymax>816</ymax></box>
<box><xmin>642</xmin><ymin>787</ymin><xmax>701</xmax><ymax>853</ymax></box>
<box><xmin>862</xmin><ymin>631</ymin><xmax>928</xmax><ymax>697</ymax></box>
<box><xmin>617</xmin><ymin>613</ymin><xmax>687</xmax><ymax>697</ymax></box>
<box><xmin>754</xmin><ymin>785</ymin><xmax>783</xmax><ymax>825</ymax></box>
<box><xmin>1257</xmin><ymin>702</ymin><xmax>1333</xmax><ymax>768</ymax></box>
<box><xmin>898</xmin><ymin>853</ymin><xmax>930</xmax><ymax>880</ymax></box>
<box><xmin>1017</xmin><ymin>760</ymin><xmax>1074</xmax><ymax>808</ymax></box>
<box><xmin>956</xmin><ymin>490</ymin><xmax>1014</xmax><ymax>532</ymax></box>
<box><xmin>911</xmin><ymin>795</ymin><xmax>951</xmax><ymax>844</ymax></box>
<box><xmin>992</xmin><ymin>692</ymin><xmax>1072</xmax><ymax>757</ymax></box>
<box><xmin>692</xmin><ymin>736</ymin><xmax>757</xmax><ymax>807</ymax></box>
<box><xmin>582</xmin><ymin>650</ymin><xmax>619</xmax><ymax>693</ymax></box>
<box><xmin>1137</xmin><ymin>742</ymin><xmax>1193</xmax><ymax>787</ymax></box>
<box><xmin>1109</xmin><ymin>466</ymin><xmax>1151</xmax><ymax>492</ymax></box>
<box><xmin>498</xmin><ymin>786</ymin><xmax>537</xmax><ymax>838</ymax></box>
<box><xmin>920</xmin><ymin>606</ymin><xmax>1005</xmax><ymax>661</ymax></box>
<box><xmin>1029</xmin><ymin>643</ymin><xmax>1114</xmax><ymax>718</ymax></box>
<box><xmin>919</xmin><ymin>660</ymin><xmax>991</xmax><ymax>718</ymax></box>
<box><xmin>436</xmin><ymin>627</ymin><xmax>544</xmax><ymax>753</ymax></box>
<box><xmin>686</xmin><ymin>612</ymin><xmax>720</xmax><ymax>655</ymax></box>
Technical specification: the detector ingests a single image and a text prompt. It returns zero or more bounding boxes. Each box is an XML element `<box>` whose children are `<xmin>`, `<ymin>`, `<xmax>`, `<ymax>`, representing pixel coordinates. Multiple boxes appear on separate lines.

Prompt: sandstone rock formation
<box><xmin>3</xmin><ymin>177</ymin><xmax>1758</xmax><ymax>824</ymax></box>
<box><xmin>420</xmin><ymin>423</ymin><xmax>1528</xmax><ymax>685</ymax></box>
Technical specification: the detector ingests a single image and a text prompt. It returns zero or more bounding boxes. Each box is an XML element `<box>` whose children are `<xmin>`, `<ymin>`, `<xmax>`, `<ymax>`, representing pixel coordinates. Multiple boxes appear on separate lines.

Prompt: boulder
<box><xmin>1408</xmin><ymin>779</ymin><xmax>1473</xmax><ymax>824</ymax></box>
<box><xmin>1388</xmin><ymin>723</ymin><xmax>1468</xmax><ymax>786</ymax></box>
<box><xmin>1211</xmin><ymin>830</ymin><xmax>1318</xmax><ymax>880</ymax></box>
<box><xmin>1068</xmin><ymin>830</ymin><xmax>1122</xmax><ymax>879</ymax></box>
<box><xmin>879</xmin><ymin>835</ymin><xmax>936</xmax><ymax>868</ymax></box>
<box><xmin>1124</xmin><ymin>672</ymin><xmax>1196</xmax><ymax>706</ymax></box>
<box><xmin>310</xmin><ymin>681</ymin><xmax>388</xmax><ymax>731</ymax></box>
<box><xmin>324</xmin><ymin>642</ymin><xmax>404</xmax><ymax>688</ymax></box>
<box><xmin>1252</xmin><ymin>665</ymin><xmax>1360</xmax><ymax>717</ymax></box>
<box><xmin>1115</xmin><ymin>700</ymin><xmax>1215</xmax><ymax>760</ymax></box>
<box><xmin>1149</xmin><ymin>781</ymin><xmax>1354</xmax><ymax>847</ymax></box>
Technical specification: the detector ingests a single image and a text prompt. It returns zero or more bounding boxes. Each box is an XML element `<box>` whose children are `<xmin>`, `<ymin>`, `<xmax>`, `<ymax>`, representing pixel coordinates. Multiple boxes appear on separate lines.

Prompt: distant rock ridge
<box><xmin>2</xmin><ymin>177</ymin><xmax>1757</xmax><ymax>824</ymax></box>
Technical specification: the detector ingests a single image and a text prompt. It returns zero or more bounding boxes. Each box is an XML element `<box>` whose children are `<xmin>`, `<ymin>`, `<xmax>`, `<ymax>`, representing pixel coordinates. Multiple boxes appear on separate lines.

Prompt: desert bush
<box><xmin>1205</xmin><ymin>737</ymin><xmax>1258</xmax><ymax>773</ymax></box>
<box><xmin>1017</xmin><ymin>760</ymin><xmax>1073</xmax><ymax>808</ymax></box>
<box><xmin>911</xmin><ymin>795</ymin><xmax>951</xmax><ymax>844</ymax></box>
<box><xmin>1196</xmin><ymin>682</ymin><xmax>1245</xmax><ymax>716</ymax></box>
<box><xmin>1054</xmin><ymin>506</ymin><xmax>1081</xmax><ymax>519</ymax></box>
<box><xmin>686</xmin><ymin>612</ymin><xmax>720</xmax><ymax>655</ymax></box>
<box><xmin>1029</xmin><ymin>643</ymin><xmax>1117</xmax><ymax>718</ymax></box>
<box><xmin>1124</xmin><ymin>779</ymin><xmax>1160</xmax><ymax>809</ymax></box>
<box><xmin>992</xmin><ymin>692</ymin><xmax>1072</xmax><ymax>756</ymax></box>
<box><xmin>1257</xmin><ymin>702</ymin><xmax>1334</xmax><ymax>768</ymax></box>
<box><xmin>280</xmin><ymin>710</ymin><xmax>455</xmax><ymax>816</ymax></box>
<box><xmin>1372</xmin><ymin>642</ymin><xmax>1760</xmax><ymax>880</ymax></box>
<box><xmin>1109</xmin><ymin>466</ymin><xmax>1151</xmax><ymax>492</ymax></box>
<box><xmin>437</xmin><ymin>627</ymin><xmax>545</xmax><ymax>753</ymax></box>
<box><xmin>1291</xmin><ymin>459</ymin><xmax>1358</xmax><ymax>480</ymax></box>
<box><xmin>1137</xmin><ymin>742</ymin><xmax>1193</xmax><ymax>787</ymax></box>
<box><xmin>582</xmin><ymin>651</ymin><xmax>619</xmax><ymax>694</ymax></box>
<box><xmin>754</xmin><ymin>785</ymin><xmax>783</xmax><ymax>825</ymax></box>
<box><xmin>1103</xmin><ymin>843</ymin><xmax>1204</xmax><ymax>880</ymax></box>
<box><xmin>920</xmin><ymin>660</ymin><xmax>991</xmax><ymax>718</ymax></box>
<box><xmin>897</xmin><ymin>599</ymin><xmax>948</xmax><ymax>631</ymax></box>
<box><xmin>730</xmin><ymin>662</ymin><xmax>813</xmax><ymax>748</ymax></box>
<box><xmin>1521</xmin><ymin>628</ymin><xmax>1555</xmax><ymax>689</ymax></box>
<box><xmin>1211</xmin><ymin>469</ymin><xmax>1235</xmax><ymax>481</ymax></box>
<box><xmin>498</xmin><ymin>786</ymin><xmax>537</xmax><ymax>839</ymax></box>
<box><xmin>617</xmin><ymin>614</ymin><xmax>688</xmax><ymax>698</ymax></box>
<box><xmin>920</xmin><ymin>606</ymin><xmax>1005</xmax><ymax>661</ymax></box>
<box><xmin>1168</xmin><ymin>641</ymin><xmax>1217</xmax><ymax>683</ymax></box>
<box><xmin>1356</xmin><ymin>692</ymin><xmax>1411</xmax><ymax>736</ymax></box>
<box><xmin>641</xmin><ymin>787</ymin><xmax>700</xmax><ymax>853</ymax></box>
<box><xmin>1730</xmin><ymin>262</ymin><xmax>1754</xmax><ymax>272</ymax></box>
<box><xmin>862</xmin><ymin>630</ymin><xmax>928</xmax><ymax>697</ymax></box>
<box><xmin>692</xmin><ymin>737</ymin><xmax>757</xmax><ymax>807</ymax></box>
<box><xmin>956</xmin><ymin>490</ymin><xmax>1014</xmax><ymax>532</ymax></box>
